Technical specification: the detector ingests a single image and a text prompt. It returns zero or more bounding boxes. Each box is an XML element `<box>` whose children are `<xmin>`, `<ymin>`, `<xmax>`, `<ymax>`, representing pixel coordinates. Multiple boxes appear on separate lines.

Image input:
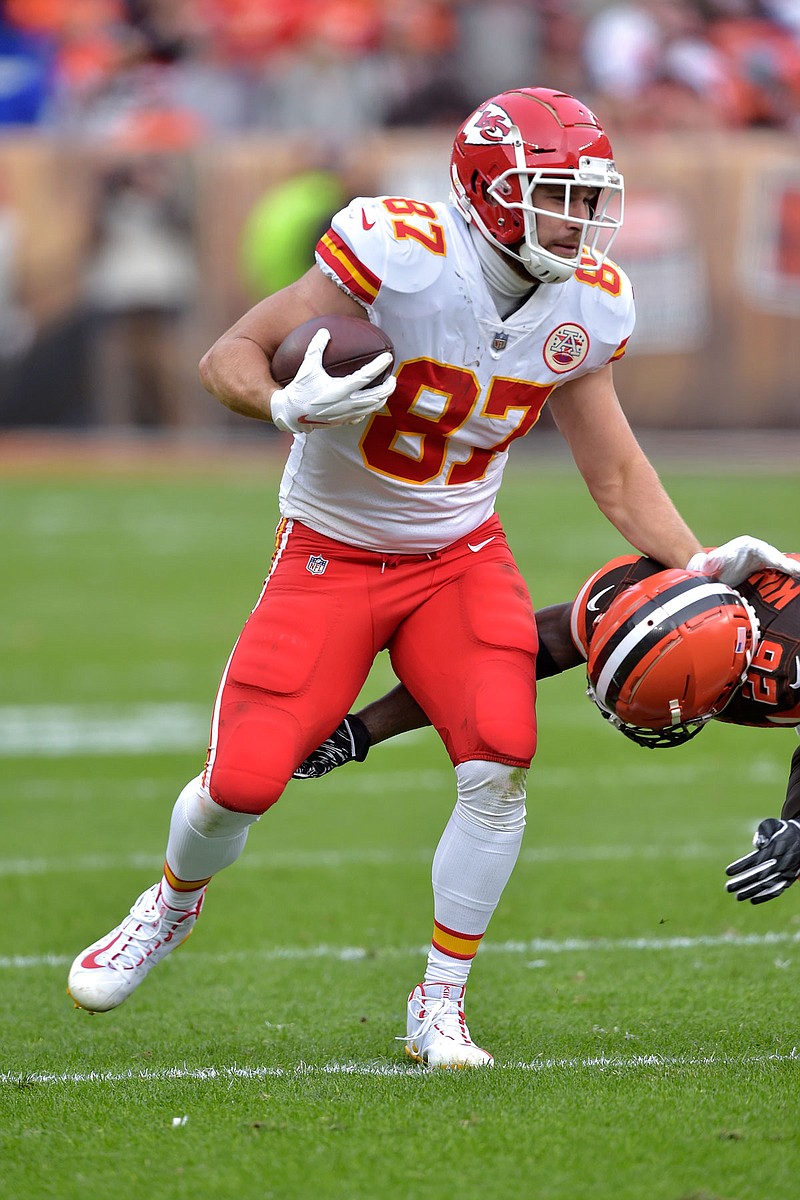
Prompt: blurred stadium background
<box><xmin>0</xmin><ymin>0</ymin><xmax>799</xmax><ymax>448</ymax></box>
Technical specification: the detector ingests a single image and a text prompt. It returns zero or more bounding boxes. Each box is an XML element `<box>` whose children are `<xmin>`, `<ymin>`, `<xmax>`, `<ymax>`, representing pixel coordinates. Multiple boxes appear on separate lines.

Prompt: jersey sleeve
<box><xmin>569</xmin><ymin>554</ymin><xmax>662</xmax><ymax>658</ymax></box>
<box><xmin>315</xmin><ymin>196</ymin><xmax>447</xmax><ymax>308</ymax></box>
<box><xmin>719</xmin><ymin>556</ymin><xmax>800</xmax><ymax>728</ymax></box>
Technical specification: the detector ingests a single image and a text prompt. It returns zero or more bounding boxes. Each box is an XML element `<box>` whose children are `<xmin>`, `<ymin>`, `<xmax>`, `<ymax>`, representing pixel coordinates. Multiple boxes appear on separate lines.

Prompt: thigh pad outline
<box><xmin>459</xmin><ymin>560</ymin><xmax>538</xmax><ymax>655</ymax></box>
<box><xmin>227</xmin><ymin>586</ymin><xmax>341</xmax><ymax>697</ymax></box>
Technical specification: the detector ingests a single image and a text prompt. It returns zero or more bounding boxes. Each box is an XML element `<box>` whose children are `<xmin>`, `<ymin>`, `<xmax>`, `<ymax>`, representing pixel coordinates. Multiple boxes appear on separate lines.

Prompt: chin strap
<box><xmin>518</xmin><ymin>240</ymin><xmax>575</xmax><ymax>285</ymax></box>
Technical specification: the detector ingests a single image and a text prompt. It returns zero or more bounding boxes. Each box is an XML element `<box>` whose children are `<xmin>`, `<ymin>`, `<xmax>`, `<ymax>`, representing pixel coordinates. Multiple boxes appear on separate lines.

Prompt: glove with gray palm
<box><xmin>725</xmin><ymin>817</ymin><xmax>800</xmax><ymax>904</ymax></box>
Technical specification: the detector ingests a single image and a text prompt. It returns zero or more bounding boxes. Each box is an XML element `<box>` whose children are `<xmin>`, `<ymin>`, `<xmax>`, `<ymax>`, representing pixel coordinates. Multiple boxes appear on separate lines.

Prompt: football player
<box><xmin>67</xmin><ymin>86</ymin><xmax>795</xmax><ymax>1068</ymax></box>
<box><xmin>296</xmin><ymin>551</ymin><xmax>800</xmax><ymax>907</ymax></box>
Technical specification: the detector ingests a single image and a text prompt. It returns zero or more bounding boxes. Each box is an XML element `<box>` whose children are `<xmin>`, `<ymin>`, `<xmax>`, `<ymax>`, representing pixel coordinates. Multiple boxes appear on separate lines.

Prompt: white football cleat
<box><xmin>68</xmin><ymin>883</ymin><xmax>204</xmax><ymax>1013</ymax></box>
<box><xmin>402</xmin><ymin>982</ymin><xmax>494</xmax><ymax>1068</ymax></box>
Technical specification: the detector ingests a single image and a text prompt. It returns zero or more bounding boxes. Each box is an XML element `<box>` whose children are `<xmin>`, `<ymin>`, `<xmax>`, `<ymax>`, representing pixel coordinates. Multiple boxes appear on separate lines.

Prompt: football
<box><xmin>271</xmin><ymin>315</ymin><xmax>395</xmax><ymax>387</ymax></box>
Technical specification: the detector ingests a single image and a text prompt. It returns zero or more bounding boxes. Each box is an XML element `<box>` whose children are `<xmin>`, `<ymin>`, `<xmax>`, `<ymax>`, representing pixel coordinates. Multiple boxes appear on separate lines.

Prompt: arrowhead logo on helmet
<box><xmin>461</xmin><ymin>103</ymin><xmax>516</xmax><ymax>145</ymax></box>
<box><xmin>586</xmin><ymin>569</ymin><xmax>761</xmax><ymax>748</ymax></box>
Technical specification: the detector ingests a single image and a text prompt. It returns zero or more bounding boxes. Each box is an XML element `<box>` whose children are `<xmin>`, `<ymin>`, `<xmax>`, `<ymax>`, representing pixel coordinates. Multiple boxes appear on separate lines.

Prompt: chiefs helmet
<box><xmin>450</xmin><ymin>87</ymin><xmax>624</xmax><ymax>284</ymax></box>
<box><xmin>587</xmin><ymin>570</ymin><xmax>760</xmax><ymax>748</ymax></box>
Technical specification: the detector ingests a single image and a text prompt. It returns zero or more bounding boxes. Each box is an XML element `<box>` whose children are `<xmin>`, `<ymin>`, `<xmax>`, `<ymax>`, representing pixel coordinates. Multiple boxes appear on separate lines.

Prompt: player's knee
<box><xmin>207</xmin><ymin>763</ymin><xmax>284</xmax><ymax>815</ymax></box>
<box><xmin>207</xmin><ymin>709</ymin><xmax>304</xmax><ymax>815</ymax></box>
<box><xmin>455</xmin><ymin>759</ymin><xmax>527</xmax><ymax>833</ymax></box>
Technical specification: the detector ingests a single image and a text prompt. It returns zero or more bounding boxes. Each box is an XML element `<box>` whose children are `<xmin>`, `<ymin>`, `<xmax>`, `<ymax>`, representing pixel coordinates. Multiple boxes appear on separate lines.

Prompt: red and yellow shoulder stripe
<box><xmin>316</xmin><ymin>229</ymin><xmax>381</xmax><ymax>305</ymax></box>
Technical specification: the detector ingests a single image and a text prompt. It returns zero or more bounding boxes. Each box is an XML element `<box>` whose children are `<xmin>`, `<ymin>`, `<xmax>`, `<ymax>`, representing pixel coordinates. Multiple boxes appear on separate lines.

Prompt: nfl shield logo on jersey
<box><xmin>306</xmin><ymin>555</ymin><xmax>329</xmax><ymax>575</ymax></box>
<box><xmin>492</xmin><ymin>329</ymin><xmax>509</xmax><ymax>352</ymax></box>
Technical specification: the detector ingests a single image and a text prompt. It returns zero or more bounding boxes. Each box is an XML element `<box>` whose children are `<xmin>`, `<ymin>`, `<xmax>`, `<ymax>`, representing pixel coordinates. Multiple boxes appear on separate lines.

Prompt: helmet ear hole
<box><xmin>587</xmin><ymin>569</ymin><xmax>760</xmax><ymax>744</ymax></box>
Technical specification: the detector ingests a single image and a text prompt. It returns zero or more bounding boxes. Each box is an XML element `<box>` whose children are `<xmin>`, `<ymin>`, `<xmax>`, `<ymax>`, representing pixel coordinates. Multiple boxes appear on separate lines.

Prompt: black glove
<box><xmin>725</xmin><ymin>817</ymin><xmax>800</xmax><ymax>904</ymax></box>
<box><xmin>292</xmin><ymin>715</ymin><xmax>371</xmax><ymax>780</ymax></box>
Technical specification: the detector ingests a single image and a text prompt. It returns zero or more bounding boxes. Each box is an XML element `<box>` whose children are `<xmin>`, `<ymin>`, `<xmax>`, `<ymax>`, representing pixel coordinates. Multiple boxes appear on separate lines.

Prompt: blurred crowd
<box><xmin>1</xmin><ymin>0</ymin><xmax>800</xmax><ymax>142</ymax></box>
<box><xmin>2</xmin><ymin>0</ymin><xmax>800</xmax><ymax>435</ymax></box>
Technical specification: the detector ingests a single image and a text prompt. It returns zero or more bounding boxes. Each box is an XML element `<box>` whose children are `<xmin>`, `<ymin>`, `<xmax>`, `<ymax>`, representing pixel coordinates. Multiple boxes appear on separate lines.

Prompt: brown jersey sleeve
<box><xmin>717</xmin><ymin>561</ymin><xmax>800</xmax><ymax>728</ymax></box>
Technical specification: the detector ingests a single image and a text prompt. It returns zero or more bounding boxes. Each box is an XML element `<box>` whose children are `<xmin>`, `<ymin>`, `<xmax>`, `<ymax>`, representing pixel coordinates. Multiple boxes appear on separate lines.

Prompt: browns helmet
<box><xmin>450</xmin><ymin>87</ymin><xmax>624</xmax><ymax>284</ymax></box>
<box><xmin>587</xmin><ymin>570</ymin><xmax>760</xmax><ymax>748</ymax></box>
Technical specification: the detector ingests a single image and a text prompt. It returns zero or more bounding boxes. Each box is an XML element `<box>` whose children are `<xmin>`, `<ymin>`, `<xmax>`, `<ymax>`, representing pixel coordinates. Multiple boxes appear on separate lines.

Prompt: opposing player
<box><xmin>298</xmin><ymin>549</ymin><xmax>800</xmax><ymax>906</ymax></box>
<box><xmin>67</xmin><ymin>87</ymin><xmax>785</xmax><ymax>1068</ymax></box>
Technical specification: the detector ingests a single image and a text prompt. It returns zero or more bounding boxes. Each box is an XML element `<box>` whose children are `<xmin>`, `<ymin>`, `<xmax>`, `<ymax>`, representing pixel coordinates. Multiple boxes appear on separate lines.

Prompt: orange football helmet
<box><xmin>450</xmin><ymin>87</ymin><xmax>624</xmax><ymax>284</ymax></box>
<box><xmin>587</xmin><ymin>570</ymin><xmax>760</xmax><ymax>748</ymax></box>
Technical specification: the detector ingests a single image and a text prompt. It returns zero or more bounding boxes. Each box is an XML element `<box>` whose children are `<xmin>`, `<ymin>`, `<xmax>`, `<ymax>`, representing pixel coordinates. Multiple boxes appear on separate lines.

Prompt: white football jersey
<box><xmin>278</xmin><ymin>196</ymin><xmax>635</xmax><ymax>552</ymax></box>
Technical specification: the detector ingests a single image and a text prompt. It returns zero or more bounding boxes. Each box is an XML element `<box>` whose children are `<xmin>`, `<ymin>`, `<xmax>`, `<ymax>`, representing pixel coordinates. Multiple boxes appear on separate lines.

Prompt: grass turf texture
<box><xmin>2</xmin><ymin>451</ymin><xmax>799</xmax><ymax>1199</ymax></box>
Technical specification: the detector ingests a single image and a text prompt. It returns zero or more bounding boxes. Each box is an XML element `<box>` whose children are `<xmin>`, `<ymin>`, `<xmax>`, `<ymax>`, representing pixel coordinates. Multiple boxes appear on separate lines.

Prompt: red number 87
<box><xmin>359</xmin><ymin>358</ymin><xmax>553</xmax><ymax>486</ymax></box>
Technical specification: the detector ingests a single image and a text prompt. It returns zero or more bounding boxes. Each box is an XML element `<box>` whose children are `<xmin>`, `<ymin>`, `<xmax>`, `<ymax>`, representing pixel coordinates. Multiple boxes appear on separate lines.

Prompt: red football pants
<box><xmin>203</xmin><ymin>514</ymin><xmax>538</xmax><ymax>814</ymax></box>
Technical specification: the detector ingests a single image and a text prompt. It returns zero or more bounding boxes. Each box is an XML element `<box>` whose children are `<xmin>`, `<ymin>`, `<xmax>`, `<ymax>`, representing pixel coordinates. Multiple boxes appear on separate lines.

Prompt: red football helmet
<box><xmin>450</xmin><ymin>87</ymin><xmax>624</xmax><ymax>284</ymax></box>
<box><xmin>587</xmin><ymin>570</ymin><xmax>760</xmax><ymax>748</ymax></box>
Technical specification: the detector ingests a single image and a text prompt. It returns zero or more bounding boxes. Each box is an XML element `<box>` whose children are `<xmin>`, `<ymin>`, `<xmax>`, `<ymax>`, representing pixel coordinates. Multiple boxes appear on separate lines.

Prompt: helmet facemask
<box><xmin>586</xmin><ymin>683</ymin><xmax>714</xmax><ymax>749</ymax></box>
<box><xmin>481</xmin><ymin>144</ymin><xmax>624</xmax><ymax>285</ymax></box>
<box><xmin>451</xmin><ymin>136</ymin><xmax>624</xmax><ymax>284</ymax></box>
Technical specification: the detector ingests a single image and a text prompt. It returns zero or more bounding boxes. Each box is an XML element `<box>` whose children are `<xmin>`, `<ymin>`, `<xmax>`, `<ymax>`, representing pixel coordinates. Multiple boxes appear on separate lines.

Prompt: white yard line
<box><xmin>0</xmin><ymin>707</ymin><xmax>786</xmax><ymax>798</ymax></box>
<box><xmin>0</xmin><ymin>704</ymin><xmax>430</xmax><ymax>758</ymax></box>
<box><xmin>2</xmin><ymin>1049</ymin><xmax>798</xmax><ymax>1086</ymax></box>
<box><xmin>0</xmin><ymin>839</ymin><xmax>742</xmax><ymax>879</ymax></box>
<box><xmin>0</xmin><ymin>704</ymin><xmax>209</xmax><ymax>756</ymax></box>
<box><xmin>4</xmin><ymin>928</ymin><xmax>799</xmax><ymax>972</ymax></box>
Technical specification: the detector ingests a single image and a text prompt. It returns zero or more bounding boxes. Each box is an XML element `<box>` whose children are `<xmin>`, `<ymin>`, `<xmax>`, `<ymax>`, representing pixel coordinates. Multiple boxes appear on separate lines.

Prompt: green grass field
<box><xmin>2</xmin><ymin>448</ymin><xmax>799</xmax><ymax>1200</ymax></box>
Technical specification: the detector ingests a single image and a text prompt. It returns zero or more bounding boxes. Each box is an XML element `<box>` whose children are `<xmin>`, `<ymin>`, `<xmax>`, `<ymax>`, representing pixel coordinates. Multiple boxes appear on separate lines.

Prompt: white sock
<box><xmin>161</xmin><ymin>776</ymin><xmax>260</xmax><ymax>908</ymax></box>
<box><xmin>424</xmin><ymin>760</ymin><xmax>526</xmax><ymax>989</ymax></box>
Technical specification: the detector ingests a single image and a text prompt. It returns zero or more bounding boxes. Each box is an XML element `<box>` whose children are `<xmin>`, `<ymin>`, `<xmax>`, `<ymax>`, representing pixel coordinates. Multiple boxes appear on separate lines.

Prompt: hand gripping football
<box><xmin>271</xmin><ymin>315</ymin><xmax>395</xmax><ymax>387</ymax></box>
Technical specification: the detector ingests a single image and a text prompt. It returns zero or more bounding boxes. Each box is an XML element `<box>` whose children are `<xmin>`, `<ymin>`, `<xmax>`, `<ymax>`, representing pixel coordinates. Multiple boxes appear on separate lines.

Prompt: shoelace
<box><xmin>398</xmin><ymin>997</ymin><xmax>469</xmax><ymax>1046</ymax></box>
<box><xmin>110</xmin><ymin>897</ymin><xmax>183</xmax><ymax>972</ymax></box>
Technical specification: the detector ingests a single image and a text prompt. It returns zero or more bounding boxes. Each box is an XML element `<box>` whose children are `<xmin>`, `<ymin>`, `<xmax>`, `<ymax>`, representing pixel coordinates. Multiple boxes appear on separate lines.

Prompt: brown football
<box><xmin>271</xmin><ymin>315</ymin><xmax>395</xmax><ymax>387</ymax></box>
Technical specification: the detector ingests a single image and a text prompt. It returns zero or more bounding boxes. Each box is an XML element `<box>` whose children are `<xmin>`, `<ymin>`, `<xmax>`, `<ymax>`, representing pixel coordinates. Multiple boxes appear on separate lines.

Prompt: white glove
<box><xmin>270</xmin><ymin>328</ymin><xmax>395</xmax><ymax>434</ymax></box>
<box><xmin>686</xmin><ymin>536</ymin><xmax>800</xmax><ymax>586</ymax></box>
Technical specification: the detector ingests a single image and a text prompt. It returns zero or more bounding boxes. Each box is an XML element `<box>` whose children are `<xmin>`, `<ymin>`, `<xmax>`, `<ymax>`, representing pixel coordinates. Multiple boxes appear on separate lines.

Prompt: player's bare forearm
<box><xmin>199</xmin><ymin>331</ymin><xmax>279</xmax><ymax>421</ymax></box>
<box><xmin>198</xmin><ymin>267</ymin><xmax>362</xmax><ymax>422</ymax></box>
<box><xmin>781</xmin><ymin>743</ymin><xmax>800</xmax><ymax>822</ymax></box>
<box><xmin>549</xmin><ymin>368</ymin><xmax>701</xmax><ymax>568</ymax></box>
<box><xmin>534</xmin><ymin>603</ymin><xmax>582</xmax><ymax>673</ymax></box>
<box><xmin>357</xmin><ymin>684</ymin><xmax>430</xmax><ymax>745</ymax></box>
<box><xmin>589</xmin><ymin>455</ymin><xmax>700</xmax><ymax>567</ymax></box>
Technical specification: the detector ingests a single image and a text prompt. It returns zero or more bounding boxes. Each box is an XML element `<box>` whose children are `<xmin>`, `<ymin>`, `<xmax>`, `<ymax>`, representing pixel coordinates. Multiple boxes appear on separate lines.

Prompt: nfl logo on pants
<box><xmin>306</xmin><ymin>555</ymin><xmax>329</xmax><ymax>575</ymax></box>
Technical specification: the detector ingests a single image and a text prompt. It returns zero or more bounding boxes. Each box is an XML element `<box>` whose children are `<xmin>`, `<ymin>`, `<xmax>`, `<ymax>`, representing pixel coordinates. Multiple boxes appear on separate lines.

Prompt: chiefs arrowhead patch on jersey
<box><xmin>543</xmin><ymin>323</ymin><xmax>590</xmax><ymax>373</ymax></box>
